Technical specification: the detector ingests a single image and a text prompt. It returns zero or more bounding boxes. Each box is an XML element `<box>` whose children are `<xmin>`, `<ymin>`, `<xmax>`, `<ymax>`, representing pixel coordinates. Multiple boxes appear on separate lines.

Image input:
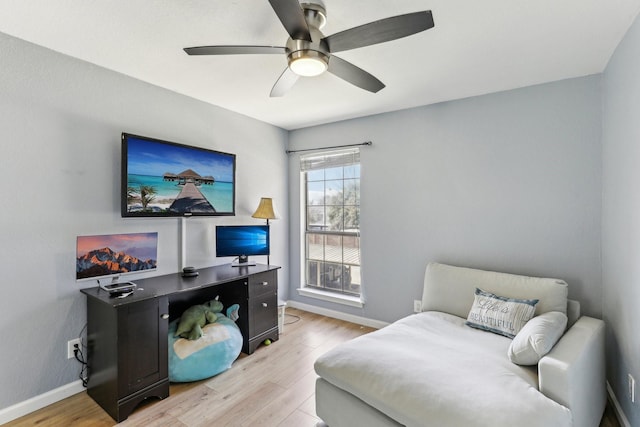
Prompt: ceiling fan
<box><xmin>184</xmin><ymin>0</ymin><xmax>434</xmax><ymax>97</ymax></box>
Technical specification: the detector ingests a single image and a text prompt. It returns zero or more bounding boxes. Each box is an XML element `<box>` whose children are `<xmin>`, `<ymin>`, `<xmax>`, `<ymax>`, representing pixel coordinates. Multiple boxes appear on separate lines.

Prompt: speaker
<box><xmin>182</xmin><ymin>266</ymin><xmax>199</xmax><ymax>278</ymax></box>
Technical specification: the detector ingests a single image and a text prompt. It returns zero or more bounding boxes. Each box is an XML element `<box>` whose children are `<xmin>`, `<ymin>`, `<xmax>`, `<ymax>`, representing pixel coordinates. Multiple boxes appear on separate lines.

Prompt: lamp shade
<box><xmin>251</xmin><ymin>198</ymin><xmax>278</xmax><ymax>220</ymax></box>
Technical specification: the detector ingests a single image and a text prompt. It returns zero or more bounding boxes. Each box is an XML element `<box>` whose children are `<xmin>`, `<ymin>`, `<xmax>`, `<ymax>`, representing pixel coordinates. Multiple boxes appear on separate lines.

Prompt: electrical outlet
<box><xmin>67</xmin><ymin>338</ymin><xmax>81</xmax><ymax>359</ymax></box>
<box><xmin>629</xmin><ymin>374</ymin><xmax>636</xmax><ymax>403</ymax></box>
<box><xmin>413</xmin><ymin>300</ymin><xmax>422</xmax><ymax>313</ymax></box>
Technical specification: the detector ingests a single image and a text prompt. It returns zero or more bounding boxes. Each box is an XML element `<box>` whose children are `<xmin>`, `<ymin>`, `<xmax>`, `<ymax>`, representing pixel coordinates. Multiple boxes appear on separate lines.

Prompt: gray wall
<box><xmin>602</xmin><ymin>10</ymin><xmax>640</xmax><ymax>427</ymax></box>
<box><xmin>288</xmin><ymin>76</ymin><xmax>602</xmax><ymax>324</ymax></box>
<box><xmin>0</xmin><ymin>32</ymin><xmax>288</xmax><ymax>410</ymax></box>
<box><xmin>4</xmin><ymin>13</ymin><xmax>638</xmax><ymax>423</ymax></box>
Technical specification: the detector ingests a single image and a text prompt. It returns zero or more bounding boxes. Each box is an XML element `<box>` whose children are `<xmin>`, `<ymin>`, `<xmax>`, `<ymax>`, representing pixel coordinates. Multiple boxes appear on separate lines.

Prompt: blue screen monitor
<box><xmin>216</xmin><ymin>225</ymin><xmax>269</xmax><ymax>266</ymax></box>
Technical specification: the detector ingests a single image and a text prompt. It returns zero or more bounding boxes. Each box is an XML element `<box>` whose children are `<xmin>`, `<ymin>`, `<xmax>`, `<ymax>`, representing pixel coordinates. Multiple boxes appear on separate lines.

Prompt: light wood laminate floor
<box><xmin>5</xmin><ymin>308</ymin><xmax>621</xmax><ymax>427</ymax></box>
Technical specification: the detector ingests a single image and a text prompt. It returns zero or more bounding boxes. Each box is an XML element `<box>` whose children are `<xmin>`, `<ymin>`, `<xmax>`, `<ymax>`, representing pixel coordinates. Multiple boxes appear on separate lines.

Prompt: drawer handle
<box><xmin>262</xmin><ymin>303</ymin><xmax>268</xmax><ymax>308</ymax></box>
<box><xmin>161</xmin><ymin>314</ymin><xmax>169</xmax><ymax>320</ymax></box>
<box><xmin>261</xmin><ymin>281</ymin><xmax>269</xmax><ymax>286</ymax></box>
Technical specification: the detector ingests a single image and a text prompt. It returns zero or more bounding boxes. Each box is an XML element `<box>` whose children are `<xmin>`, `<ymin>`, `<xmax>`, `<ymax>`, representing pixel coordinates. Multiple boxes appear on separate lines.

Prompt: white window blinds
<box><xmin>300</xmin><ymin>148</ymin><xmax>360</xmax><ymax>171</ymax></box>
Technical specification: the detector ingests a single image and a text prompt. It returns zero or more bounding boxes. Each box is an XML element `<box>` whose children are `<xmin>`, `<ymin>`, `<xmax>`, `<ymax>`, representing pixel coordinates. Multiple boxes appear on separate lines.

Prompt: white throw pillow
<box><xmin>508</xmin><ymin>311</ymin><xmax>568</xmax><ymax>366</ymax></box>
<box><xmin>466</xmin><ymin>288</ymin><xmax>538</xmax><ymax>338</ymax></box>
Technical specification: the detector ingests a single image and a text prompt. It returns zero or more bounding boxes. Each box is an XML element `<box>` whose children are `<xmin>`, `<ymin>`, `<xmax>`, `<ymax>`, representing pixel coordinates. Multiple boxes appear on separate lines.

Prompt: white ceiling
<box><xmin>1</xmin><ymin>1</ymin><xmax>639</xmax><ymax>130</ymax></box>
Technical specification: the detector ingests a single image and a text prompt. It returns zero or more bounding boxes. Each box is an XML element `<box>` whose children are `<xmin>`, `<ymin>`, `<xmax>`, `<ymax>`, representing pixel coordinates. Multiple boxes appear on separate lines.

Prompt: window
<box><xmin>301</xmin><ymin>148</ymin><xmax>361</xmax><ymax>298</ymax></box>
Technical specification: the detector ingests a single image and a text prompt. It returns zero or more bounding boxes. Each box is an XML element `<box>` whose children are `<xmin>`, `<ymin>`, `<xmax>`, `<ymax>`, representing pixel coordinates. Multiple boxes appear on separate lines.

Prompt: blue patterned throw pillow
<box><xmin>466</xmin><ymin>288</ymin><xmax>539</xmax><ymax>338</ymax></box>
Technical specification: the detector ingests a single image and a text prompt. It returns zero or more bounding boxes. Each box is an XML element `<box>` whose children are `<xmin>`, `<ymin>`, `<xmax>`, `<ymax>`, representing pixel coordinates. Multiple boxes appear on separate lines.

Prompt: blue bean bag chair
<box><xmin>168</xmin><ymin>305</ymin><xmax>242</xmax><ymax>382</ymax></box>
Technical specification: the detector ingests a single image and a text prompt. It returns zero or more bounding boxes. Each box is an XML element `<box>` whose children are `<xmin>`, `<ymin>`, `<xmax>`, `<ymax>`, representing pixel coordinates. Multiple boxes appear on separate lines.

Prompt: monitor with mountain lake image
<box><xmin>76</xmin><ymin>232</ymin><xmax>158</xmax><ymax>286</ymax></box>
<box><xmin>122</xmin><ymin>133</ymin><xmax>236</xmax><ymax>217</ymax></box>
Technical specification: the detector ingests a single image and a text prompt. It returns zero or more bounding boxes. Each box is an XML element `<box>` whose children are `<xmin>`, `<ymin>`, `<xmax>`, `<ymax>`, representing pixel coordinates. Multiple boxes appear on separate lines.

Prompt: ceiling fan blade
<box><xmin>184</xmin><ymin>45</ymin><xmax>286</xmax><ymax>55</ymax></box>
<box><xmin>323</xmin><ymin>11</ymin><xmax>434</xmax><ymax>53</ymax></box>
<box><xmin>327</xmin><ymin>55</ymin><xmax>385</xmax><ymax>93</ymax></box>
<box><xmin>270</xmin><ymin>67</ymin><xmax>300</xmax><ymax>97</ymax></box>
<box><xmin>268</xmin><ymin>0</ymin><xmax>312</xmax><ymax>41</ymax></box>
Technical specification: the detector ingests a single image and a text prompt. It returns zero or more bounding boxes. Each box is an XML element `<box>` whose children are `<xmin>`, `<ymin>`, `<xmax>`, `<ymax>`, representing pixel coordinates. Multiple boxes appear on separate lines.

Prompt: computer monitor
<box><xmin>215</xmin><ymin>225</ymin><xmax>269</xmax><ymax>266</ymax></box>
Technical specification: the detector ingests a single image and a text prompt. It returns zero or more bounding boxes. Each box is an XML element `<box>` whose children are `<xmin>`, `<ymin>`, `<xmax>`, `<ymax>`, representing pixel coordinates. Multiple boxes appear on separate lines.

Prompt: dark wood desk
<box><xmin>81</xmin><ymin>263</ymin><xmax>280</xmax><ymax>422</ymax></box>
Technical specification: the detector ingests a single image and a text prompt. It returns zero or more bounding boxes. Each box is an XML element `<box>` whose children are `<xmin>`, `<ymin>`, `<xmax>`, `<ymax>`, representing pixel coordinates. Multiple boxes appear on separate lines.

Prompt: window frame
<box><xmin>298</xmin><ymin>148</ymin><xmax>363</xmax><ymax>306</ymax></box>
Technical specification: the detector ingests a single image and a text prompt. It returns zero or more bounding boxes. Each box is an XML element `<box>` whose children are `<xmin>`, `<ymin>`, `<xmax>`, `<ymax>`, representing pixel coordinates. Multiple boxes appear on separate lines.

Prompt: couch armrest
<box><xmin>538</xmin><ymin>316</ymin><xmax>605</xmax><ymax>427</ymax></box>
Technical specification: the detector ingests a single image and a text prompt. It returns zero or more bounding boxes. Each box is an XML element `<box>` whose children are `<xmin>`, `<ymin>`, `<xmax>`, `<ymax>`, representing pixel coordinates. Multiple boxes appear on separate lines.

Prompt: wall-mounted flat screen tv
<box><xmin>122</xmin><ymin>133</ymin><xmax>236</xmax><ymax>217</ymax></box>
<box><xmin>76</xmin><ymin>232</ymin><xmax>158</xmax><ymax>282</ymax></box>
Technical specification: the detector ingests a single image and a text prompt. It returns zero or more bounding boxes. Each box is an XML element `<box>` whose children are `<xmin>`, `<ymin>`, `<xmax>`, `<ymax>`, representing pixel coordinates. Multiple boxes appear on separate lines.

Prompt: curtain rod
<box><xmin>285</xmin><ymin>141</ymin><xmax>372</xmax><ymax>154</ymax></box>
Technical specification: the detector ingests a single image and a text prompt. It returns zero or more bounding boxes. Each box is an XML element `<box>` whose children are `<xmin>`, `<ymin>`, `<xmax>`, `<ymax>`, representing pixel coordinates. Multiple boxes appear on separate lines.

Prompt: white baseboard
<box><xmin>0</xmin><ymin>380</ymin><xmax>84</xmax><ymax>425</ymax></box>
<box><xmin>607</xmin><ymin>381</ymin><xmax>631</xmax><ymax>427</ymax></box>
<box><xmin>286</xmin><ymin>300</ymin><xmax>389</xmax><ymax>330</ymax></box>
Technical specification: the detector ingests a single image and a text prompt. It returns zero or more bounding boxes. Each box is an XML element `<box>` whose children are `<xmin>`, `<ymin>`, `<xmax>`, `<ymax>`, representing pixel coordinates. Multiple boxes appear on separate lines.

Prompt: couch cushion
<box><xmin>466</xmin><ymin>288</ymin><xmax>538</xmax><ymax>338</ymax></box>
<box><xmin>421</xmin><ymin>262</ymin><xmax>568</xmax><ymax>319</ymax></box>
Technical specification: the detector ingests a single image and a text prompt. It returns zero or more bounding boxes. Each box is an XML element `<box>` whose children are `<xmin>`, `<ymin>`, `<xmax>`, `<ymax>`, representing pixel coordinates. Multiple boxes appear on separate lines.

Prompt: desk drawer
<box><xmin>248</xmin><ymin>271</ymin><xmax>277</xmax><ymax>297</ymax></box>
<box><xmin>250</xmin><ymin>292</ymin><xmax>278</xmax><ymax>336</ymax></box>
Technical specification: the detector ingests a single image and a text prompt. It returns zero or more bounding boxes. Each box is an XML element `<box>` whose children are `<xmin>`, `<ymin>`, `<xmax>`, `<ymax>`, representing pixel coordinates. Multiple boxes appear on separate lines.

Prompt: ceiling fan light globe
<box><xmin>288</xmin><ymin>50</ymin><xmax>329</xmax><ymax>77</ymax></box>
<box><xmin>290</xmin><ymin>56</ymin><xmax>327</xmax><ymax>76</ymax></box>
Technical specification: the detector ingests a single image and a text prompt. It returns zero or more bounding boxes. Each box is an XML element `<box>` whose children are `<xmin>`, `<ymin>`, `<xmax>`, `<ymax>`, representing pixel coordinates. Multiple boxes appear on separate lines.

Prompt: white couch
<box><xmin>314</xmin><ymin>262</ymin><xmax>606</xmax><ymax>427</ymax></box>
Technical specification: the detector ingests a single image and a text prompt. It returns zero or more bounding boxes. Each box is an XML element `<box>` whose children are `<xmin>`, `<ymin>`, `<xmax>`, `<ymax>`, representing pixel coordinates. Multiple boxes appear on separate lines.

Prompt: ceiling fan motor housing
<box><xmin>301</xmin><ymin>2</ymin><xmax>326</xmax><ymax>29</ymax></box>
<box><xmin>286</xmin><ymin>2</ymin><xmax>330</xmax><ymax>76</ymax></box>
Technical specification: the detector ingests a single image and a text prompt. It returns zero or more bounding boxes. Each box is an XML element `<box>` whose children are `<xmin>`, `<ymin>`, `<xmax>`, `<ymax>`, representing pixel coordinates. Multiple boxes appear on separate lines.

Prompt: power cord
<box><xmin>284</xmin><ymin>313</ymin><xmax>301</xmax><ymax>325</ymax></box>
<box><xmin>73</xmin><ymin>343</ymin><xmax>88</xmax><ymax>388</ymax></box>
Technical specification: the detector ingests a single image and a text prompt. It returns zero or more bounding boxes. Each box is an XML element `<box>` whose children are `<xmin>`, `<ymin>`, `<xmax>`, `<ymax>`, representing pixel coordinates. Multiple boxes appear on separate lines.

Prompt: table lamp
<box><xmin>252</xmin><ymin>197</ymin><xmax>278</xmax><ymax>264</ymax></box>
<box><xmin>251</xmin><ymin>197</ymin><xmax>278</xmax><ymax>224</ymax></box>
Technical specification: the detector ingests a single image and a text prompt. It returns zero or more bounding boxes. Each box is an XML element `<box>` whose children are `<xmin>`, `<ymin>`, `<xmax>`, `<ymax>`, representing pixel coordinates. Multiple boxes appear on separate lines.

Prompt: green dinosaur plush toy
<box><xmin>174</xmin><ymin>298</ymin><xmax>224</xmax><ymax>341</ymax></box>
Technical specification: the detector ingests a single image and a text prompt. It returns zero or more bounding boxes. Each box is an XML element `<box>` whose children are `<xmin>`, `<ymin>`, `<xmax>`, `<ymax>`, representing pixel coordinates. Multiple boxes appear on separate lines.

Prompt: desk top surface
<box><xmin>80</xmin><ymin>263</ymin><xmax>280</xmax><ymax>307</ymax></box>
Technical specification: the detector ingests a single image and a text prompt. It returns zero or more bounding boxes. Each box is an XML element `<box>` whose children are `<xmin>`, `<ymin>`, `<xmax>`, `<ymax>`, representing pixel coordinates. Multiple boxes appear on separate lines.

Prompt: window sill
<box><xmin>297</xmin><ymin>287</ymin><xmax>364</xmax><ymax>308</ymax></box>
